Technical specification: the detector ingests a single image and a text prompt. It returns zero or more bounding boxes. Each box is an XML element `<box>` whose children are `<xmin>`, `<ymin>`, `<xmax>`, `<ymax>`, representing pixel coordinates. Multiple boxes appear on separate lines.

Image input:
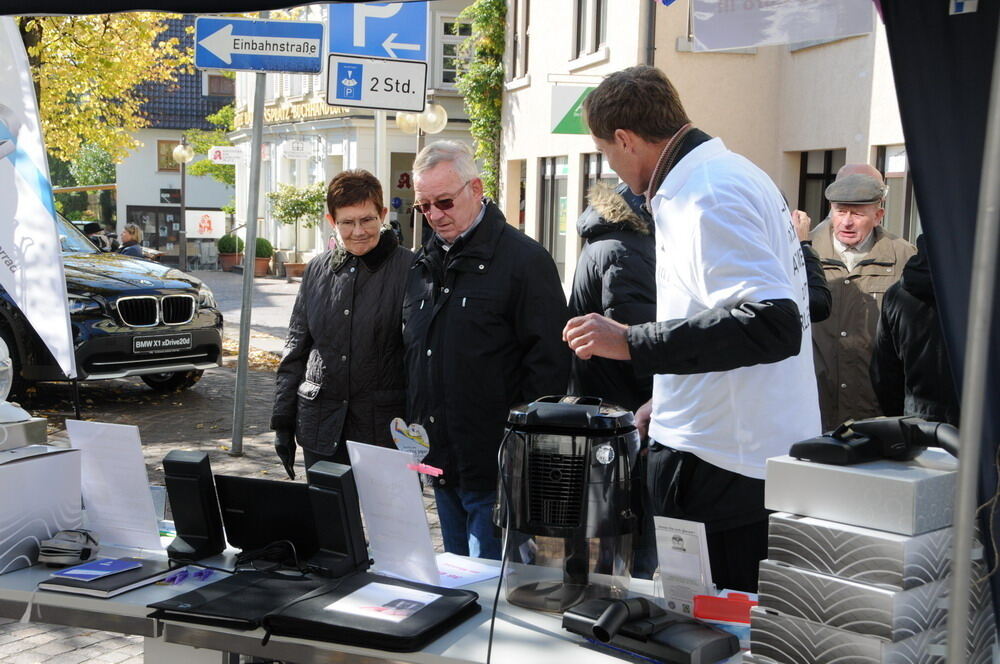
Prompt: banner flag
<box><xmin>692</xmin><ymin>0</ymin><xmax>874</xmax><ymax>52</ymax></box>
<box><xmin>0</xmin><ymin>17</ymin><xmax>77</xmax><ymax>379</ymax></box>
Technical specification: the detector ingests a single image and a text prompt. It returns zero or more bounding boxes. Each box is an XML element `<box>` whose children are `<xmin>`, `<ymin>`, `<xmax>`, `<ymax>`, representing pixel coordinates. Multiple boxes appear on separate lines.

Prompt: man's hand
<box><xmin>562</xmin><ymin>313</ymin><xmax>631</xmax><ymax>360</ymax></box>
<box><xmin>635</xmin><ymin>399</ymin><xmax>653</xmax><ymax>441</ymax></box>
<box><xmin>791</xmin><ymin>210</ymin><xmax>812</xmax><ymax>242</ymax></box>
<box><xmin>274</xmin><ymin>430</ymin><xmax>297</xmax><ymax>480</ymax></box>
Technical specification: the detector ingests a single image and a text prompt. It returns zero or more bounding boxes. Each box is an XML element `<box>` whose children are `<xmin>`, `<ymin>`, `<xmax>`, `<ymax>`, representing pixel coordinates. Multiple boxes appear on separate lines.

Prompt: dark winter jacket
<box><xmin>271</xmin><ymin>231</ymin><xmax>414</xmax><ymax>456</ymax></box>
<box><xmin>870</xmin><ymin>236</ymin><xmax>959</xmax><ymax>425</ymax></box>
<box><xmin>568</xmin><ymin>182</ymin><xmax>656</xmax><ymax>412</ymax></box>
<box><xmin>402</xmin><ymin>201</ymin><xmax>571</xmax><ymax>491</ymax></box>
<box><xmin>119</xmin><ymin>241</ymin><xmax>143</xmax><ymax>258</ymax></box>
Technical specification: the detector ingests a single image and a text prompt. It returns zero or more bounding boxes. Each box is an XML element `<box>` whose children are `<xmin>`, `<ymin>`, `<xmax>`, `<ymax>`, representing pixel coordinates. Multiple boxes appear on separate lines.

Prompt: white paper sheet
<box><xmin>654</xmin><ymin>516</ymin><xmax>714</xmax><ymax>616</ymax></box>
<box><xmin>323</xmin><ymin>581</ymin><xmax>440</xmax><ymax>623</ymax></box>
<box><xmin>66</xmin><ymin>420</ymin><xmax>163</xmax><ymax>551</ymax></box>
<box><xmin>436</xmin><ymin>552</ymin><xmax>500</xmax><ymax>588</ymax></box>
<box><xmin>347</xmin><ymin>441</ymin><xmax>439</xmax><ymax>585</ymax></box>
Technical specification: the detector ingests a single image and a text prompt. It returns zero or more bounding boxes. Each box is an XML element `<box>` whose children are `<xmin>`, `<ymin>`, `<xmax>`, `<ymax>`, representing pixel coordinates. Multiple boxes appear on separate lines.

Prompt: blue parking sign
<box><xmin>329</xmin><ymin>2</ymin><xmax>428</xmax><ymax>60</ymax></box>
<box><xmin>337</xmin><ymin>62</ymin><xmax>364</xmax><ymax>99</ymax></box>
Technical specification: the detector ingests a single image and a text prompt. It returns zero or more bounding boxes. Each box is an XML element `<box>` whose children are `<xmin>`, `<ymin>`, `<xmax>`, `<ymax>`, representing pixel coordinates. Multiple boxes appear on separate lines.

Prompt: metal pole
<box><xmin>375</xmin><ymin>110</ymin><xmax>390</xmax><ymax>208</ymax></box>
<box><xmin>411</xmin><ymin>128</ymin><xmax>425</xmax><ymax>250</ymax></box>
<box><xmin>945</xmin><ymin>9</ymin><xmax>1000</xmax><ymax>663</ymax></box>
<box><xmin>178</xmin><ymin>159</ymin><xmax>187</xmax><ymax>272</ymax></box>
<box><xmin>230</xmin><ymin>69</ymin><xmax>267</xmax><ymax>458</ymax></box>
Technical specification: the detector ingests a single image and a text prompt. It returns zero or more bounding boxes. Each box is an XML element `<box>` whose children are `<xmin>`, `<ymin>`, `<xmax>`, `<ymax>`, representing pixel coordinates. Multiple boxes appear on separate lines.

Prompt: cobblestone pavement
<box><xmin>3</xmin><ymin>346</ymin><xmax>442</xmax><ymax>660</ymax></box>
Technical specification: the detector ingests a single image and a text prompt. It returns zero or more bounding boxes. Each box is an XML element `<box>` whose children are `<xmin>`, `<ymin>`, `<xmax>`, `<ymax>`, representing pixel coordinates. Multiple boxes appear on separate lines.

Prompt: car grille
<box><xmin>116</xmin><ymin>294</ymin><xmax>196</xmax><ymax>327</ymax></box>
<box><xmin>117</xmin><ymin>297</ymin><xmax>158</xmax><ymax>327</ymax></box>
<box><xmin>162</xmin><ymin>295</ymin><xmax>195</xmax><ymax>325</ymax></box>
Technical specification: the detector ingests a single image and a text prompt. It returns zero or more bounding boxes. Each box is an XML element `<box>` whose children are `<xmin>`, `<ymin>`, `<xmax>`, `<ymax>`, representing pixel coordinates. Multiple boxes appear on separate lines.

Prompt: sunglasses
<box><xmin>414</xmin><ymin>180</ymin><xmax>471</xmax><ymax>214</ymax></box>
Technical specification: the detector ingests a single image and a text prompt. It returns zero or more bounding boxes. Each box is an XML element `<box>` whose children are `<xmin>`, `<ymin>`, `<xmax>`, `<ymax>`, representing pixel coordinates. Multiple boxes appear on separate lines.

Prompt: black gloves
<box><xmin>274</xmin><ymin>430</ymin><xmax>297</xmax><ymax>480</ymax></box>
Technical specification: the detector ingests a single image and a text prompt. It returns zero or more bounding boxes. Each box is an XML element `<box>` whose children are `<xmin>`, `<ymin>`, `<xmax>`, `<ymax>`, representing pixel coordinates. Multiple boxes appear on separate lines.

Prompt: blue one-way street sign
<box><xmin>195</xmin><ymin>17</ymin><xmax>325</xmax><ymax>73</ymax></box>
<box><xmin>329</xmin><ymin>2</ymin><xmax>428</xmax><ymax>60</ymax></box>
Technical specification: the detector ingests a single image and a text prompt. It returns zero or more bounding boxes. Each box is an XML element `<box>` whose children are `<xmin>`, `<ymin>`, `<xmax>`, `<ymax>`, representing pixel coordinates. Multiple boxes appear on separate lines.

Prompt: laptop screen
<box><xmin>213</xmin><ymin>474</ymin><xmax>319</xmax><ymax>563</ymax></box>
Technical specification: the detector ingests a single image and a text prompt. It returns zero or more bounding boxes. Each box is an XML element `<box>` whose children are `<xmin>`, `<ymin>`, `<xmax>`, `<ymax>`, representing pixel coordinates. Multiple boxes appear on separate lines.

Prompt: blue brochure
<box><xmin>51</xmin><ymin>558</ymin><xmax>142</xmax><ymax>582</ymax></box>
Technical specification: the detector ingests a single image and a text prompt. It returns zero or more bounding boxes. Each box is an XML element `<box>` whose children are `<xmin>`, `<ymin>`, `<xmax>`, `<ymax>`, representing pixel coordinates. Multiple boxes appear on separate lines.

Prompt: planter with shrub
<box><xmin>253</xmin><ymin>237</ymin><xmax>274</xmax><ymax>277</ymax></box>
<box><xmin>217</xmin><ymin>234</ymin><xmax>244</xmax><ymax>272</ymax></box>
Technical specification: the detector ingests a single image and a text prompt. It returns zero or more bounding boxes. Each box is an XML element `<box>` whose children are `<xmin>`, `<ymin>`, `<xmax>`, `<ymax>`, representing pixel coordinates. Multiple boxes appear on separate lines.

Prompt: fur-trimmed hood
<box><xmin>577</xmin><ymin>181</ymin><xmax>653</xmax><ymax>239</ymax></box>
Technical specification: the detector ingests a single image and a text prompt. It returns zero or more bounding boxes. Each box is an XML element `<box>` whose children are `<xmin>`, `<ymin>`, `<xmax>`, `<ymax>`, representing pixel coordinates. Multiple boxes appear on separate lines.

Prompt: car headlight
<box><xmin>68</xmin><ymin>295</ymin><xmax>102</xmax><ymax>315</ymax></box>
<box><xmin>197</xmin><ymin>285</ymin><xmax>217</xmax><ymax>309</ymax></box>
<box><xmin>0</xmin><ymin>337</ymin><xmax>11</xmax><ymax>402</ymax></box>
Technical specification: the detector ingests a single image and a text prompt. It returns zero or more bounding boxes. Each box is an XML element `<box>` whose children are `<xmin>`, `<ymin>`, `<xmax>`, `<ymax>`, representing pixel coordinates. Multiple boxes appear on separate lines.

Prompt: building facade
<box><xmin>229</xmin><ymin>1</ymin><xmax>475</xmax><ymax>264</ymax></box>
<box><xmin>501</xmin><ymin>0</ymin><xmax>916</xmax><ymax>291</ymax></box>
<box><xmin>115</xmin><ymin>15</ymin><xmax>235</xmax><ymax>269</ymax></box>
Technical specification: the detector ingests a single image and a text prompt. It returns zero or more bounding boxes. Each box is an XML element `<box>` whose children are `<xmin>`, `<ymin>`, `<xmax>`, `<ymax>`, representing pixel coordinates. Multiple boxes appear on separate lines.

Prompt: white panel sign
<box><xmin>185</xmin><ymin>209</ymin><xmax>226</xmax><ymax>240</ymax></box>
<box><xmin>208</xmin><ymin>145</ymin><xmax>244</xmax><ymax>164</ymax></box>
<box><xmin>326</xmin><ymin>54</ymin><xmax>427</xmax><ymax>112</ymax></box>
<box><xmin>691</xmin><ymin>0</ymin><xmax>873</xmax><ymax>52</ymax></box>
<box><xmin>281</xmin><ymin>139</ymin><xmax>313</xmax><ymax>160</ymax></box>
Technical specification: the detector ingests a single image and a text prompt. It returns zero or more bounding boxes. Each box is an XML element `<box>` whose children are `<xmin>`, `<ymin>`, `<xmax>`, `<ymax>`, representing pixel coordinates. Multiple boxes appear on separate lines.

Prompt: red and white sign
<box><xmin>185</xmin><ymin>209</ymin><xmax>226</xmax><ymax>240</ymax></box>
<box><xmin>207</xmin><ymin>145</ymin><xmax>243</xmax><ymax>165</ymax></box>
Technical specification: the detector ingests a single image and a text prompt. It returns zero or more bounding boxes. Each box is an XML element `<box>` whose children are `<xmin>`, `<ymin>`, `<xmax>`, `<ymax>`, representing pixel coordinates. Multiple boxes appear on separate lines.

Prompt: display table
<box><xmin>0</xmin><ymin>552</ymin><xmax>653</xmax><ymax>664</ymax></box>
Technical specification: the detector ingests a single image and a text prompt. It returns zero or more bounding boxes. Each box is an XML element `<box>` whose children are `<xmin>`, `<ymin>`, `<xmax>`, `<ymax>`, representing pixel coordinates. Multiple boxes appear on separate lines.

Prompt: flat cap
<box><xmin>825</xmin><ymin>173</ymin><xmax>887</xmax><ymax>204</ymax></box>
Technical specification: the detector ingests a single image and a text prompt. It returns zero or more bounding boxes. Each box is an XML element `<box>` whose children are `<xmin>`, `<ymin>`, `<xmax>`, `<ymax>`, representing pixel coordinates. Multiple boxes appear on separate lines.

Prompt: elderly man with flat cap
<box><xmin>810</xmin><ymin>168</ymin><xmax>916</xmax><ymax>431</ymax></box>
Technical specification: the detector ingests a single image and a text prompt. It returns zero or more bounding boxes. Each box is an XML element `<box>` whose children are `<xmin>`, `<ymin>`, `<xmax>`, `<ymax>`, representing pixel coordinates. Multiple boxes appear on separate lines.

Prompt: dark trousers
<box><xmin>302</xmin><ymin>443</ymin><xmax>350</xmax><ymax>469</ymax></box>
<box><xmin>646</xmin><ymin>444</ymin><xmax>769</xmax><ymax>593</ymax></box>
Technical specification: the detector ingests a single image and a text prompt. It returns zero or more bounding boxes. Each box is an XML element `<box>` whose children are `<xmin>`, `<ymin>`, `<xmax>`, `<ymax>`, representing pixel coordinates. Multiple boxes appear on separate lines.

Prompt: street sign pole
<box><xmin>375</xmin><ymin>110</ymin><xmax>390</xmax><ymax>208</ymax></box>
<box><xmin>230</xmin><ymin>68</ymin><xmax>268</xmax><ymax>458</ymax></box>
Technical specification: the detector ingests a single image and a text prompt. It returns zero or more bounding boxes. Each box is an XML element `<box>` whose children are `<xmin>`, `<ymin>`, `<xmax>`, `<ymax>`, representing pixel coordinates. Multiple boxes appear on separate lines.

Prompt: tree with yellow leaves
<box><xmin>17</xmin><ymin>14</ymin><xmax>192</xmax><ymax>163</ymax></box>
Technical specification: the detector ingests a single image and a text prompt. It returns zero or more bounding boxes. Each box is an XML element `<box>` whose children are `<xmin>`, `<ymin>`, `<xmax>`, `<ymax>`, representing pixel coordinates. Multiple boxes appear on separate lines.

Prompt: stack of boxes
<box><xmin>745</xmin><ymin>449</ymin><xmax>996</xmax><ymax>663</ymax></box>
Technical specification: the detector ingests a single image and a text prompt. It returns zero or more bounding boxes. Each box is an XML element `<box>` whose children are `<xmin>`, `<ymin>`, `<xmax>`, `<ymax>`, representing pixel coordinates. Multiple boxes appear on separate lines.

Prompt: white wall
<box><xmin>115</xmin><ymin>128</ymin><xmax>234</xmax><ymax>233</ymax></box>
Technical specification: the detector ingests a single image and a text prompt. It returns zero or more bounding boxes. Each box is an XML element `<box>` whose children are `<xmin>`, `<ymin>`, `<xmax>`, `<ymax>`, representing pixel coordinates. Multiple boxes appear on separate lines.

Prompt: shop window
<box><xmin>581</xmin><ymin>153</ymin><xmax>619</xmax><ymax>210</ymax></box>
<box><xmin>574</xmin><ymin>0</ymin><xmax>607</xmax><ymax>59</ymax></box>
<box><xmin>539</xmin><ymin>156</ymin><xmax>568</xmax><ymax>279</ymax></box>
<box><xmin>157</xmin><ymin>140</ymin><xmax>180</xmax><ymax>172</ymax></box>
<box><xmin>875</xmin><ymin>144</ymin><xmax>921</xmax><ymax>243</ymax></box>
<box><xmin>797</xmin><ymin>148</ymin><xmax>846</xmax><ymax>224</ymax></box>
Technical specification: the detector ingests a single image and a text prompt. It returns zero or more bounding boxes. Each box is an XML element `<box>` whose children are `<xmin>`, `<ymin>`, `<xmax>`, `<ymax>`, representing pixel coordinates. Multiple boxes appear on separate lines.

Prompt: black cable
<box><xmin>486</xmin><ymin>428</ymin><xmax>515</xmax><ymax>664</ymax></box>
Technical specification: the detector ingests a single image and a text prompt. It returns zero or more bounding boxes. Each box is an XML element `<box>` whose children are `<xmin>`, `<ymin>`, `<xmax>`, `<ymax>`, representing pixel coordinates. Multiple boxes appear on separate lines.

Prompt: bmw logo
<box><xmin>138</xmin><ymin>279</ymin><xmax>153</xmax><ymax>286</ymax></box>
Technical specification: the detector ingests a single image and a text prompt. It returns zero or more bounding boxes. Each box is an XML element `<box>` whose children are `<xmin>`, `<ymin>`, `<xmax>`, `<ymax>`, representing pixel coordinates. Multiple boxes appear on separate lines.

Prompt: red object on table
<box><xmin>693</xmin><ymin>593</ymin><xmax>757</xmax><ymax>624</ymax></box>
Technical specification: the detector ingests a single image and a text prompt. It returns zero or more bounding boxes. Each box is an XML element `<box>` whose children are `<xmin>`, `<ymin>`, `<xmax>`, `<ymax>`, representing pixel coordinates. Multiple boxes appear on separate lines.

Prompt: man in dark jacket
<box><xmin>403</xmin><ymin>141</ymin><xmax>571</xmax><ymax>560</ymax></box>
<box><xmin>568</xmin><ymin>181</ymin><xmax>656</xmax><ymax>412</ymax></box>
<box><xmin>871</xmin><ymin>235</ymin><xmax>959</xmax><ymax>425</ymax></box>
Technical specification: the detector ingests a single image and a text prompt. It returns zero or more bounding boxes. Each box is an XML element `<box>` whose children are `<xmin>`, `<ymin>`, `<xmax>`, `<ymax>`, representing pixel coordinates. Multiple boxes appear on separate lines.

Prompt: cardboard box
<box><xmin>0</xmin><ymin>445</ymin><xmax>81</xmax><ymax>574</ymax></box>
<box><xmin>758</xmin><ymin>560</ymin><xmax>990</xmax><ymax>642</ymax></box>
<box><xmin>764</xmin><ymin>451</ymin><xmax>957</xmax><ymax>535</ymax></box>
<box><xmin>767</xmin><ymin>512</ymin><xmax>954</xmax><ymax>589</ymax></box>
<box><xmin>0</xmin><ymin>417</ymin><xmax>47</xmax><ymax>451</ymax></box>
<box><xmin>749</xmin><ymin>605</ymin><xmax>996</xmax><ymax>664</ymax></box>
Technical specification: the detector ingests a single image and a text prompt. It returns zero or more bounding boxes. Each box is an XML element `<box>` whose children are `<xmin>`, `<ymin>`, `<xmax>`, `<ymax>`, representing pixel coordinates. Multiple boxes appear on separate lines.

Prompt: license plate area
<box><xmin>133</xmin><ymin>333</ymin><xmax>193</xmax><ymax>354</ymax></box>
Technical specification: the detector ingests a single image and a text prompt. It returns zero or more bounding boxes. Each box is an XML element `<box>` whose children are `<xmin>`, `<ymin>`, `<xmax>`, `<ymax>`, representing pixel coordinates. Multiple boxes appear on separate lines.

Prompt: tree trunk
<box><xmin>16</xmin><ymin>18</ymin><xmax>43</xmax><ymax>105</ymax></box>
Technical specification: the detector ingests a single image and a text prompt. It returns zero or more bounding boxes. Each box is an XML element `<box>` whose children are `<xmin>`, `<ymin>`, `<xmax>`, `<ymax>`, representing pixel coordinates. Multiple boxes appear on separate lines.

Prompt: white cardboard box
<box><xmin>767</xmin><ymin>512</ymin><xmax>954</xmax><ymax>589</ymax></box>
<box><xmin>749</xmin><ymin>605</ymin><xmax>996</xmax><ymax>664</ymax></box>
<box><xmin>0</xmin><ymin>445</ymin><xmax>81</xmax><ymax>574</ymax></box>
<box><xmin>757</xmin><ymin>559</ymin><xmax>956</xmax><ymax>641</ymax></box>
<box><xmin>764</xmin><ymin>451</ymin><xmax>956</xmax><ymax>535</ymax></box>
<box><xmin>0</xmin><ymin>417</ymin><xmax>47</xmax><ymax>451</ymax></box>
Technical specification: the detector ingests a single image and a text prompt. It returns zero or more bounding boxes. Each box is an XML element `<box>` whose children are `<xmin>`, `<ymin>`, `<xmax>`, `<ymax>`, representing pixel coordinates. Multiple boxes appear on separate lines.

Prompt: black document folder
<box><xmin>261</xmin><ymin>571</ymin><xmax>480</xmax><ymax>651</ymax></box>
<box><xmin>148</xmin><ymin>571</ymin><xmax>325</xmax><ymax>630</ymax></box>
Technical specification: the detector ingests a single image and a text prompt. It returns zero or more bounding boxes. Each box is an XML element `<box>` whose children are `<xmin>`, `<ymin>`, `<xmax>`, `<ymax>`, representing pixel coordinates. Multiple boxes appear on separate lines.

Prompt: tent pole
<box><xmin>946</xmin><ymin>10</ymin><xmax>1000</xmax><ymax>663</ymax></box>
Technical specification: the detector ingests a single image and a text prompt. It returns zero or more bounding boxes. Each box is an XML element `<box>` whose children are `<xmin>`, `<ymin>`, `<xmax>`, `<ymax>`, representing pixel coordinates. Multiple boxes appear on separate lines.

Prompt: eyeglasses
<box><xmin>413</xmin><ymin>181</ymin><xmax>471</xmax><ymax>214</ymax></box>
<box><xmin>335</xmin><ymin>215</ymin><xmax>381</xmax><ymax>232</ymax></box>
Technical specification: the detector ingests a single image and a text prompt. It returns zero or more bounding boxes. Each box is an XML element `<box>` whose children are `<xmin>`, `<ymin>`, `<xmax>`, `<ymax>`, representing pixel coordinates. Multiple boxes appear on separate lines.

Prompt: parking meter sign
<box><xmin>326</xmin><ymin>54</ymin><xmax>426</xmax><ymax>112</ymax></box>
<box><xmin>337</xmin><ymin>62</ymin><xmax>364</xmax><ymax>100</ymax></box>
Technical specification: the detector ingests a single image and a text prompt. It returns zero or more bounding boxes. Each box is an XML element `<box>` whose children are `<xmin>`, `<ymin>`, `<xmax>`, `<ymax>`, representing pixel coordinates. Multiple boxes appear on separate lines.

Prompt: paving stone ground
<box><xmin>2</xmin><ymin>309</ymin><xmax>443</xmax><ymax>661</ymax></box>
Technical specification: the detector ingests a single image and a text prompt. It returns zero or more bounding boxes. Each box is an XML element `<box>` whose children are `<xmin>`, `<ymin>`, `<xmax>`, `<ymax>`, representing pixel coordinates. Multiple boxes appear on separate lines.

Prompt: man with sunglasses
<box><xmin>402</xmin><ymin>140</ymin><xmax>570</xmax><ymax>560</ymax></box>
